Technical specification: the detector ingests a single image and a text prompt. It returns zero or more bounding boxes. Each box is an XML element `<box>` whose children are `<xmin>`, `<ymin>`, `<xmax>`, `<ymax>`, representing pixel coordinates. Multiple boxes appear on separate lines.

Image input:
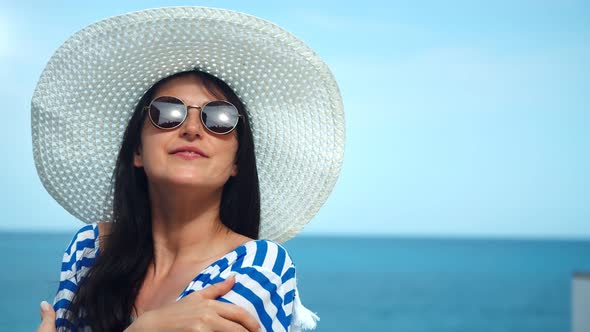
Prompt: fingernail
<box><xmin>40</xmin><ymin>301</ymin><xmax>51</xmax><ymax>312</ymax></box>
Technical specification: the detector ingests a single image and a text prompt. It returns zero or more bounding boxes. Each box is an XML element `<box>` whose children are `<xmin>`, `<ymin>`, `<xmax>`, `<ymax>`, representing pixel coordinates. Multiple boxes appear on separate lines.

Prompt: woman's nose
<box><xmin>179</xmin><ymin>107</ymin><xmax>204</xmax><ymax>139</ymax></box>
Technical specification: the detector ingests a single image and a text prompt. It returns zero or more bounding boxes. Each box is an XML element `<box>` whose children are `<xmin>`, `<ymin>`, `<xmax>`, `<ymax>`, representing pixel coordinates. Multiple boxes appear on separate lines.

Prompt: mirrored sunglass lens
<box><xmin>202</xmin><ymin>101</ymin><xmax>239</xmax><ymax>134</ymax></box>
<box><xmin>149</xmin><ymin>97</ymin><xmax>186</xmax><ymax>128</ymax></box>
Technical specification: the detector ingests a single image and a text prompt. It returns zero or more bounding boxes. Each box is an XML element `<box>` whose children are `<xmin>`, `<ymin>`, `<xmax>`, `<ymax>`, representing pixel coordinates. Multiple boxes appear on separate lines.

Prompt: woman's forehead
<box><xmin>153</xmin><ymin>73</ymin><xmax>226</xmax><ymax>102</ymax></box>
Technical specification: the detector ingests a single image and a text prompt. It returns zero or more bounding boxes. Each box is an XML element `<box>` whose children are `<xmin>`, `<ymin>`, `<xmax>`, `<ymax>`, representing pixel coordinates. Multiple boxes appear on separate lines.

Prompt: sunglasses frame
<box><xmin>145</xmin><ymin>96</ymin><xmax>243</xmax><ymax>135</ymax></box>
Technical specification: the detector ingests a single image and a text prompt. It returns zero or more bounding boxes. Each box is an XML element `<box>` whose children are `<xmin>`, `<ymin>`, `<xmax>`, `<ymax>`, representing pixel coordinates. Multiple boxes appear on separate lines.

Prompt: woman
<box><xmin>32</xmin><ymin>6</ymin><xmax>344</xmax><ymax>332</ymax></box>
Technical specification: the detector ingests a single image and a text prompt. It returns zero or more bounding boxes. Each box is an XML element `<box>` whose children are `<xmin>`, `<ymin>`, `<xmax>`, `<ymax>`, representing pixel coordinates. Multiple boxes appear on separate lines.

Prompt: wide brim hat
<box><xmin>31</xmin><ymin>7</ymin><xmax>344</xmax><ymax>243</ymax></box>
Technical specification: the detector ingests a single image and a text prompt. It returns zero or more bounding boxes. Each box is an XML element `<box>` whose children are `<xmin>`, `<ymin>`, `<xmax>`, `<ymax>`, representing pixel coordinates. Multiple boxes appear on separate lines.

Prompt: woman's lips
<box><xmin>170</xmin><ymin>146</ymin><xmax>209</xmax><ymax>159</ymax></box>
<box><xmin>173</xmin><ymin>151</ymin><xmax>206</xmax><ymax>160</ymax></box>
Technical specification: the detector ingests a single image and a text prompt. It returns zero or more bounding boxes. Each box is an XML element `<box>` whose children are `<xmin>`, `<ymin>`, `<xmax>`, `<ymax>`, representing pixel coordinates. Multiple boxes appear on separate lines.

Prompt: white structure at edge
<box><xmin>573</xmin><ymin>272</ymin><xmax>590</xmax><ymax>332</ymax></box>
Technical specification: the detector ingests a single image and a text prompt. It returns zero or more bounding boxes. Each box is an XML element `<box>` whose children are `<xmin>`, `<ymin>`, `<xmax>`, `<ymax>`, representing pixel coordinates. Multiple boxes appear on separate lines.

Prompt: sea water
<box><xmin>1</xmin><ymin>232</ymin><xmax>589</xmax><ymax>332</ymax></box>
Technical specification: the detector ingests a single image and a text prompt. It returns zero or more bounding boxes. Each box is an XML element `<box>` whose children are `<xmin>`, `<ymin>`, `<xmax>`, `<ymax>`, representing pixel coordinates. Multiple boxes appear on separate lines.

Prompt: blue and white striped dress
<box><xmin>53</xmin><ymin>224</ymin><xmax>317</xmax><ymax>332</ymax></box>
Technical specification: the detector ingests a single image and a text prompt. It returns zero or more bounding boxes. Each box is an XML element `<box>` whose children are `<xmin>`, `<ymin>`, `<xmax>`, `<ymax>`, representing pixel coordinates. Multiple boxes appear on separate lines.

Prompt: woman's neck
<box><xmin>147</xmin><ymin>183</ymin><xmax>232</xmax><ymax>279</ymax></box>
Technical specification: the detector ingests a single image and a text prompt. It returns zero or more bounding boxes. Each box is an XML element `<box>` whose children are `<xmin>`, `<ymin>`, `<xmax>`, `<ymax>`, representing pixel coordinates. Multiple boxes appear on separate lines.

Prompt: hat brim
<box><xmin>31</xmin><ymin>6</ymin><xmax>345</xmax><ymax>243</ymax></box>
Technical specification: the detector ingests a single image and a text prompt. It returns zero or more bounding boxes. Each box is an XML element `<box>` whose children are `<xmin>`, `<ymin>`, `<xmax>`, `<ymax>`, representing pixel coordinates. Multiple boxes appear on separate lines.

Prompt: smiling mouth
<box><xmin>170</xmin><ymin>146</ymin><xmax>209</xmax><ymax>158</ymax></box>
<box><xmin>173</xmin><ymin>151</ymin><xmax>206</xmax><ymax>159</ymax></box>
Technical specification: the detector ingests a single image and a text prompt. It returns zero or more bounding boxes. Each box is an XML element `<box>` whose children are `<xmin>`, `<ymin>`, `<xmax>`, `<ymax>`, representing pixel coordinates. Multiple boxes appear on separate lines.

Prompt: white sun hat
<box><xmin>31</xmin><ymin>6</ymin><xmax>345</xmax><ymax>243</ymax></box>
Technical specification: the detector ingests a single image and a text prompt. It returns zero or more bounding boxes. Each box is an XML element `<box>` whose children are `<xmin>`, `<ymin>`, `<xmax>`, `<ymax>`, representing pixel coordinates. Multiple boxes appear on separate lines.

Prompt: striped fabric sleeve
<box><xmin>52</xmin><ymin>224</ymin><xmax>99</xmax><ymax>330</ymax></box>
<box><xmin>218</xmin><ymin>240</ymin><xmax>297</xmax><ymax>332</ymax></box>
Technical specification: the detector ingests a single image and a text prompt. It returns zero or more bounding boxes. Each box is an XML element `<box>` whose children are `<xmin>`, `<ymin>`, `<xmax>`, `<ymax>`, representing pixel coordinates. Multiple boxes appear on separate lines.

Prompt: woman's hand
<box><xmin>125</xmin><ymin>277</ymin><xmax>260</xmax><ymax>332</ymax></box>
<box><xmin>36</xmin><ymin>277</ymin><xmax>259</xmax><ymax>332</ymax></box>
<box><xmin>36</xmin><ymin>301</ymin><xmax>57</xmax><ymax>332</ymax></box>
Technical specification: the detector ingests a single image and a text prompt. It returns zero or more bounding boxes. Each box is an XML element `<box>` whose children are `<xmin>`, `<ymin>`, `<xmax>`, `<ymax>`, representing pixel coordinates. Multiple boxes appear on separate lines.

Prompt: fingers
<box><xmin>36</xmin><ymin>301</ymin><xmax>57</xmax><ymax>332</ymax></box>
<box><xmin>187</xmin><ymin>312</ymin><xmax>250</xmax><ymax>332</ymax></box>
<box><xmin>209</xmin><ymin>301</ymin><xmax>260</xmax><ymax>332</ymax></box>
<box><xmin>193</xmin><ymin>306</ymin><xmax>252</xmax><ymax>332</ymax></box>
<box><xmin>179</xmin><ymin>277</ymin><xmax>260</xmax><ymax>332</ymax></box>
<box><xmin>196</xmin><ymin>276</ymin><xmax>236</xmax><ymax>300</ymax></box>
<box><xmin>212</xmin><ymin>319</ymin><xmax>251</xmax><ymax>332</ymax></box>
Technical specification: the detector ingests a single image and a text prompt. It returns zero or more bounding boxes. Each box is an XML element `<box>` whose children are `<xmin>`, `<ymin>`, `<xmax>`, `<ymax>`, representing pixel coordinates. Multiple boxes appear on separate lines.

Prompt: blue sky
<box><xmin>0</xmin><ymin>0</ymin><xmax>588</xmax><ymax>238</ymax></box>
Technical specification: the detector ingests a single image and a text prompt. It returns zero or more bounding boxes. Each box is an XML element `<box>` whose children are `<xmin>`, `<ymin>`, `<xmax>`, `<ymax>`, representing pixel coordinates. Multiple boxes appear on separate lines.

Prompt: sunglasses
<box><xmin>145</xmin><ymin>96</ymin><xmax>242</xmax><ymax>135</ymax></box>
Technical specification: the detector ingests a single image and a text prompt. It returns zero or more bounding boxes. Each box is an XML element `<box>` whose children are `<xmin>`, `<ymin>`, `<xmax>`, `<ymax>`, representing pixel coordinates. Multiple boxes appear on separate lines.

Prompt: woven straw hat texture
<box><xmin>31</xmin><ymin>7</ymin><xmax>345</xmax><ymax>243</ymax></box>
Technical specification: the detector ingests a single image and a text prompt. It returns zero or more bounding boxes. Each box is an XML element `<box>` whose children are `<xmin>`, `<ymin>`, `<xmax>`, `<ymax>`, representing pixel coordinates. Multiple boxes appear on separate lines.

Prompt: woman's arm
<box><xmin>215</xmin><ymin>240</ymin><xmax>300</xmax><ymax>332</ymax></box>
<box><xmin>38</xmin><ymin>224</ymin><xmax>260</xmax><ymax>332</ymax></box>
<box><xmin>37</xmin><ymin>278</ymin><xmax>260</xmax><ymax>332</ymax></box>
<box><xmin>125</xmin><ymin>277</ymin><xmax>259</xmax><ymax>332</ymax></box>
<box><xmin>36</xmin><ymin>225</ymin><xmax>98</xmax><ymax>332</ymax></box>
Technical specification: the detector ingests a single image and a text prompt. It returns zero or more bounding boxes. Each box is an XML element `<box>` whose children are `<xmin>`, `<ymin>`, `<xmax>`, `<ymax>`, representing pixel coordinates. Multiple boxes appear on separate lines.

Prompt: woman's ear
<box><xmin>133</xmin><ymin>148</ymin><xmax>143</xmax><ymax>168</ymax></box>
<box><xmin>231</xmin><ymin>164</ymin><xmax>238</xmax><ymax>177</ymax></box>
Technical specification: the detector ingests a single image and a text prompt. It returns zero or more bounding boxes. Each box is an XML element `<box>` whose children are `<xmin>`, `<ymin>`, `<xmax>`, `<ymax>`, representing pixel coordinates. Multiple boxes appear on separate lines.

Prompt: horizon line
<box><xmin>1</xmin><ymin>227</ymin><xmax>589</xmax><ymax>242</ymax></box>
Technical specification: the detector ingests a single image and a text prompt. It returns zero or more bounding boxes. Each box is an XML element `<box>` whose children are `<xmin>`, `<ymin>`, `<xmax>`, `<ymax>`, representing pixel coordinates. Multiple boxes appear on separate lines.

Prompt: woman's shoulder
<box><xmin>66</xmin><ymin>222</ymin><xmax>111</xmax><ymax>249</ymax></box>
<box><xmin>60</xmin><ymin>223</ymin><xmax>101</xmax><ymax>280</ymax></box>
<box><xmin>233</xmin><ymin>239</ymin><xmax>295</xmax><ymax>278</ymax></box>
<box><xmin>65</xmin><ymin>223</ymin><xmax>99</xmax><ymax>252</ymax></box>
<box><xmin>54</xmin><ymin>224</ymin><xmax>102</xmax><ymax>318</ymax></box>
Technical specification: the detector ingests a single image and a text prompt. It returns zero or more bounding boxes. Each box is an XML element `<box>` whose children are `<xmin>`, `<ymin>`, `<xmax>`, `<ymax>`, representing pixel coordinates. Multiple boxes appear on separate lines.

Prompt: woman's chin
<box><xmin>152</xmin><ymin>174</ymin><xmax>225</xmax><ymax>191</ymax></box>
<box><xmin>144</xmin><ymin>166</ymin><xmax>230</xmax><ymax>191</ymax></box>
